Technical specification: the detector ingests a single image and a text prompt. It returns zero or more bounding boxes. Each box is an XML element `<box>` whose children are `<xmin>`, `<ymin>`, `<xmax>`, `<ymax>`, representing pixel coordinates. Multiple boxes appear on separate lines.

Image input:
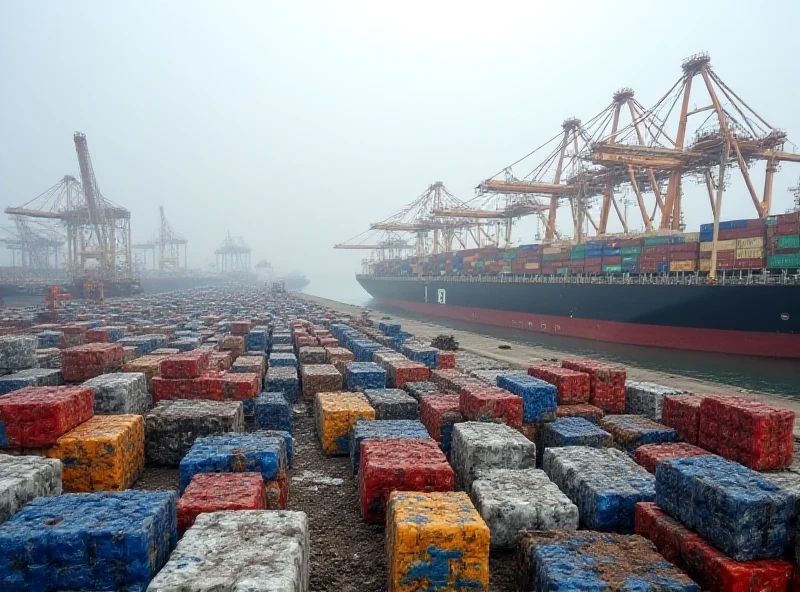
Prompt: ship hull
<box><xmin>357</xmin><ymin>276</ymin><xmax>800</xmax><ymax>359</ymax></box>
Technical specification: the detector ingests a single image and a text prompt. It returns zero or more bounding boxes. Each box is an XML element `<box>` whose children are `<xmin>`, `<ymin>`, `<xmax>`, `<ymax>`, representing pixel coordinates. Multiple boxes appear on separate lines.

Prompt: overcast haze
<box><xmin>2</xmin><ymin>1</ymin><xmax>799</xmax><ymax>304</ymax></box>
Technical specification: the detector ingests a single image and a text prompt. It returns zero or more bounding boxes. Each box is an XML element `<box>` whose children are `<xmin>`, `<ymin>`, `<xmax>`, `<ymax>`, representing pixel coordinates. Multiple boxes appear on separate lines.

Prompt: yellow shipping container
<box><xmin>736</xmin><ymin>247</ymin><xmax>765</xmax><ymax>259</ymax></box>
<box><xmin>736</xmin><ymin>237</ymin><xmax>764</xmax><ymax>249</ymax></box>
<box><xmin>523</xmin><ymin>262</ymin><xmax>540</xmax><ymax>269</ymax></box>
<box><xmin>699</xmin><ymin>259</ymin><xmax>712</xmax><ymax>272</ymax></box>
<box><xmin>387</xmin><ymin>491</ymin><xmax>490</xmax><ymax>592</ymax></box>
<box><xmin>314</xmin><ymin>392</ymin><xmax>375</xmax><ymax>456</ymax></box>
<box><xmin>670</xmin><ymin>260</ymin><xmax>697</xmax><ymax>272</ymax></box>
<box><xmin>44</xmin><ymin>414</ymin><xmax>144</xmax><ymax>492</ymax></box>
<box><xmin>542</xmin><ymin>247</ymin><xmax>562</xmax><ymax>255</ymax></box>
<box><xmin>700</xmin><ymin>239</ymin><xmax>737</xmax><ymax>252</ymax></box>
<box><xmin>683</xmin><ymin>232</ymin><xmax>700</xmax><ymax>242</ymax></box>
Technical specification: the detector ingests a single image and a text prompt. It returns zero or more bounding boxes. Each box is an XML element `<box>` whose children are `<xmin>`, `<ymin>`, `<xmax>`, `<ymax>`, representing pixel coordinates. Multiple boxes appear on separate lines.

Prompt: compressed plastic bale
<box><xmin>266</xmin><ymin>366</ymin><xmax>300</xmax><ymax>403</ymax></box>
<box><xmin>245</xmin><ymin>328</ymin><xmax>269</xmax><ymax>352</ymax></box>
<box><xmin>349</xmin><ymin>419</ymin><xmax>431</xmax><ymax>474</ymax></box>
<box><xmin>403</xmin><ymin>381</ymin><xmax>439</xmax><ymax>401</ymax></box>
<box><xmin>386</xmin><ymin>491</ymin><xmax>489</xmax><ymax>592</ymax></box>
<box><xmin>543</xmin><ymin>446</ymin><xmax>655</xmax><ymax>533</ymax></box>
<box><xmin>208</xmin><ymin>350</ymin><xmax>233</xmax><ymax>371</ymax></box>
<box><xmin>359</xmin><ymin>439</ymin><xmax>454</xmax><ymax>523</ymax></box>
<box><xmin>44</xmin><ymin>414</ymin><xmax>144</xmax><ymax>492</ymax></box>
<box><xmin>517</xmin><ymin>530</ymin><xmax>699</xmax><ymax>592</ymax></box>
<box><xmin>600</xmin><ymin>414</ymin><xmax>678</xmax><ymax>453</ymax></box>
<box><xmin>270</xmin><ymin>352</ymin><xmax>298</xmax><ymax>367</ymax></box>
<box><xmin>259</xmin><ymin>429</ymin><xmax>294</xmax><ymax>468</ymax></box>
<box><xmin>0</xmin><ymin>335</ymin><xmax>37</xmax><ymax>374</ymax></box>
<box><xmin>61</xmin><ymin>342</ymin><xmax>125</xmax><ymax>381</ymax></box>
<box><xmin>160</xmin><ymin>350</ymin><xmax>210</xmax><ymax>379</ymax></box>
<box><xmin>254</xmin><ymin>392</ymin><xmax>292</xmax><ymax>433</ymax></box>
<box><xmin>471</xmin><ymin>468</ymin><xmax>578</xmax><ymax>549</ymax></box>
<box><xmin>37</xmin><ymin>330</ymin><xmax>63</xmax><ymax>350</ymax></box>
<box><xmin>0</xmin><ymin>454</ymin><xmax>62</xmax><ymax>523</ymax></box>
<box><xmin>556</xmin><ymin>402</ymin><xmax>604</xmax><ymax>423</ymax></box>
<box><xmin>122</xmin><ymin>354</ymin><xmax>169</xmax><ymax>391</ymax></box>
<box><xmin>177</xmin><ymin>472</ymin><xmax>267</xmax><ymax>535</ymax></box>
<box><xmin>0</xmin><ymin>490</ymin><xmax>177</xmax><ymax>591</ymax></box>
<box><xmin>635</xmin><ymin>502</ymin><xmax>794</xmax><ymax>592</ymax></box>
<box><xmin>437</xmin><ymin>352</ymin><xmax>456</xmax><ymax>369</ymax></box>
<box><xmin>35</xmin><ymin>347</ymin><xmax>61</xmax><ymax>369</ymax></box>
<box><xmin>634</xmin><ymin>442</ymin><xmax>712</xmax><ymax>474</ymax></box>
<box><xmin>626</xmin><ymin>380</ymin><xmax>686</xmax><ymax>420</ymax></box>
<box><xmin>400</xmin><ymin>344</ymin><xmax>439</xmax><ymax>369</ymax></box>
<box><xmin>231</xmin><ymin>320</ymin><xmax>251</xmax><ymax>336</ymax></box>
<box><xmin>561</xmin><ymin>359</ymin><xmax>627</xmax><ymax>413</ymax></box>
<box><xmin>387</xmin><ymin>360</ymin><xmax>430</xmax><ymax>389</ymax></box>
<box><xmin>459</xmin><ymin>384</ymin><xmax>523</xmax><ymax>428</ymax></box>
<box><xmin>82</xmin><ymin>371</ymin><xmax>150</xmax><ymax>415</ymax></box>
<box><xmin>302</xmin><ymin>364</ymin><xmax>342</xmax><ymax>399</ymax></box>
<box><xmin>363</xmin><ymin>388</ymin><xmax>418</xmax><ymax>420</ymax></box>
<box><xmin>661</xmin><ymin>394</ymin><xmax>703</xmax><ymax>444</ymax></box>
<box><xmin>344</xmin><ymin>362</ymin><xmax>386</xmax><ymax>391</ymax></box>
<box><xmin>219</xmin><ymin>335</ymin><xmax>245</xmax><ymax>359</ymax></box>
<box><xmin>324</xmin><ymin>346</ymin><xmax>354</xmax><ymax>366</ymax></box>
<box><xmin>538</xmin><ymin>417</ymin><xmax>612</xmax><ymax>465</ymax></box>
<box><xmin>0</xmin><ymin>386</ymin><xmax>94</xmax><ymax>448</ymax></box>
<box><xmin>0</xmin><ymin>367</ymin><xmax>63</xmax><ymax>396</ymax></box>
<box><xmin>314</xmin><ymin>391</ymin><xmax>375</xmax><ymax>456</ymax></box>
<box><xmin>655</xmin><ymin>455</ymin><xmax>795</xmax><ymax>561</ymax></box>
<box><xmin>298</xmin><ymin>346</ymin><xmax>326</xmax><ymax>366</ymax></box>
<box><xmin>469</xmin><ymin>368</ymin><xmax>525</xmax><ymax>383</ymax></box>
<box><xmin>148</xmin><ymin>510</ymin><xmax>309</xmax><ymax>592</ymax></box>
<box><xmin>528</xmin><ymin>364</ymin><xmax>590</xmax><ymax>404</ymax></box>
<box><xmin>760</xmin><ymin>470</ymin><xmax>800</xmax><ymax>546</ymax></box>
<box><xmin>451</xmin><ymin>422</ymin><xmax>536</xmax><ymax>492</ymax></box>
<box><xmin>430</xmin><ymin>369</ymin><xmax>479</xmax><ymax>393</ymax></box>
<box><xmin>496</xmin><ymin>374</ymin><xmax>557</xmax><ymax>423</ymax></box>
<box><xmin>420</xmin><ymin>394</ymin><xmax>463</xmax><ymax>452</ymax></box>
<box><xmin>145</xmin><ymin>400</ymin><xmax>244</xmax><ymax>466</ymax></box>
<box><xmin>179</xmin><ymin>431</ymin><xmax>288</xmax><ymax>495</ymax></box>
<box><xmin>378</xmin><ymin>321</ymin><xmax>401</xmax><ymax>335</ymax></box>
<box><xmin>698</xmin><ymin>395</ymin><xmax>794</xmax><ymax>470</ymax></box>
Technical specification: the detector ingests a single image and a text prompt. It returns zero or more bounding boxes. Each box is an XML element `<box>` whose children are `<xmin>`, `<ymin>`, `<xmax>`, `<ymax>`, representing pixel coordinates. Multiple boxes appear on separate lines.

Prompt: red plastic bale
<box><xmin>633</xmin><ymin>442</ymin><xmax>712</xmax><ymax>474</ymax></box>
<box><xmin>661</xmin><ymin>395</ymin><xmax>703</xmax><ymax>445</ymax></box>
<box><xmin>319</xmin><ymin>337</ymin><xmax>339</xmax><ymax>347</ymax></box>
<box><xmin>208</xmin><ymin>351</ymin><xmax>233</xmax><ymax>371</ymax></box>
<box><xmin>420</xmin><ymin>394</ymin><xmax>463</xmax><ymax>441</ymax></box>
<box><xmin>529</xmin><ymin>364</ymin><xmax>590</xmax><ymax>404</ymax></box>
<box><xmin>0</xmin><ymin>386</ymin><xmax>94</xmax><ymax>448</ymax></box>
<box><xmin>556</xmin><ymin>403</ymin><xmax>605</xmax><ymax>422</ymax></box>
<box><xmin>61</xmin><ymin>343</ymin><xmax>125</xmax><ymax>382</ymax></box>
<box><xmin>437</xmin><ymin>352</ymin><xmax>456</xmax><ymax>370</ymax></box>
<box><xmin>358</xmin><ymin>438</ymin><xmax>454</xmax><ymax>523</ymax></box>
<box><xmin>325</xmin><ymin>347</ymin><xmax>354</xmax><ymax>366</ymax></box>
<box><xmin>296</xmin><ymin>335</ymin><xmax>317</xmax><ymax>348</ymax></box>
<box><xmin>388</xmin><ymin>361</ymin><xmax>430</xmax><ymax>388</ymax></box>
<box><xmin>151</xmin><ymin>377</ymin><xmax>204</xmax><ymax>403</ymax></box>
<box><xmin>84</xmin><ymin>327</ymin><xmax>112</xmax><ymax>343</ymax></box>
<box><xmin>459</xmin><ymin>385</ymin><xmax>523</xmax><ymax>428</ymax></box>
<box><xmin>220</xmin><ymin>372</ymin><xmax>260</xmax><ymax>401</ymax></box>
<box><xmin>177</xmin><ymin>472</ymin><xmax>267</xmax><ymax>535</ymax></box>
<box><xmin>635</xmin><ymin>502</ymin><xmax>793</xmax><ymax>592</ymax></box>
<box><xmin>430</xmin><ymin>369</ymin><xmax>479</xmax><ymax>393</ymax></box>
<box><xmin>264</xmin><ymin>473</ymin><xmax>289</xmax><ymax>510</ymax></box>
<box><xmin>160</xmin><ymin>350</ymin><xmax>211</xmax><ymax>379</ymax></box>
<box><xmin>561</xmin><ymin>359</ymin><xmax>626</xmax><ymax>413</ymax></box>
<box><xmin>231</xmin><ymin>321</ymin><xmax>252</xmax><ymax>336</ymax></box>
<box><xmin>219</xmin><ymin>335</ymin><xmax>245</xmax><ymax>360</ymax></box>
<box><xmin>698</xmin><ymin>395</ymin><xmax>794</xmax><ymax>470</ymax></box>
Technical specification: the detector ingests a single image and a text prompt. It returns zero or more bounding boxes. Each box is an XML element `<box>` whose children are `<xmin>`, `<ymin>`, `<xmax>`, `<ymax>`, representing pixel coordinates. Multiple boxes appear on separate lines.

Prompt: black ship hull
<box><xmin>357</xmin><ymin>276</ymin><xmax>800</xmax><ymax>359</ymax></box>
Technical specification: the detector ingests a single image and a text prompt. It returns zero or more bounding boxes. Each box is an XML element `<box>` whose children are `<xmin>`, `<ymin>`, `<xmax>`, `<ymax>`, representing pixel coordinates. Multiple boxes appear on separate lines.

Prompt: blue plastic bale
<box><xmin>265</xmin><ymin>366</ymin><xmax>299</xmax><ymax>403</ymax></box>
<box><xmin>655</xmin><ymin>455</ymin><xmax>795</xmax><ymax>561</ymax></box>
<box><xmin>400</xmin><ymin>344</ymin><xmax>439</xmax><ymax>368</ymax></box>
<box><xmin>348</xmin><ymin>419</ymin><xmax>432</xmax><ymax>473</ymax></box>
<box><xmin>271</xmin><ymin>332</ymin><xmax>292</xmax><ymax>345</ymax></box>
<box><xmin>254</xmin><ymin>392</ymin><xmax>292</xmax><ymax>433</ymax></box>
<box><xmin>246</xmin><ymin>329</ymin><xmax>269</xmax><ymax>352</ymax></box>
<box><xmin>378</xmin><ymin>321</ymin><xmax>401</xmax><ymax>336</ymax></box>
<box><xmin>0</xmin><ymin>490</ymin><xmax>177</xmax><ymax>591</ymax></box>
<box><xmin>345</xmin><ymin>362</ymin><xmax>386</xmax><ymax>391</ymax></box>
<box><xmin>600</xmin><ymin>415</ymin><xmax>677</xmax><ymax>453</ymax></box>
<box><xmin>169</xmin><ymin>337</ymin><xmax>200</xmax><ymax>352</ymax></box>
<box><xmin>497</xmin><ymin>375</ymin><xmax>557</xmax><ymax>423</ymax></box>
<box><xmin>538</xmin><ymin>417</ymin><xmax>612</xmax><ymax>464</ymax></box>
<box><xmin>269</xmin><ymin>352</ymin><xmax>298</xmax><ymax>368</ymax></box>
<box><xmin>0</xmin><ymin>368</ymin><xmax>63</xmax><ymax>396</ymax></box>
<box><xmin>179</xmin><ymin>432</ymin><xmax>287</xmax><ymax>493</ymax></box>
<box><xmin>257</xmin><ymin>429</ymin><xmax>293</xmax><ymax>468</ymax></box>
<box><xmin>37</xmin><ymin>330</ymin><xmax>63</xmax><ymax>349</ymax></box>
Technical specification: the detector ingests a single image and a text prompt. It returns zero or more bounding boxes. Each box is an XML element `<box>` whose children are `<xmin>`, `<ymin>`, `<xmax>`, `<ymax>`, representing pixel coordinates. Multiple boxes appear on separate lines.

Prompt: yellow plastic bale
<box><xmin>122</xmin><ymin>354</ymin><xmax>169</xmax><ymax>391</ymax></box>
<box><xmin>314</xmin><ymin>392</ymin><xmax>375</xmax><ymax>456</ymax></box>
<box><xmin>44</xmin><ymin>414</ymin><xmax>144</xmax><ymax>492</ymax></box>
<box><xmin>386</xmin><ymin>491</ymin><xmax>490</xmax><ymax>592</ymax></box>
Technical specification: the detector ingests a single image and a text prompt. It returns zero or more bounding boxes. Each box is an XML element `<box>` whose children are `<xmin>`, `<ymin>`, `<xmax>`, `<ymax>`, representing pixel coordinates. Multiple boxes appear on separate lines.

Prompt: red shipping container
<box><xmin>177</xmin><ymin>472</ymin><xmax>267</xmax><ymax>535</ymax></box>
<box><xmin>561</xmin><ymin>359</ymin><xmax>626</xmax><ymax>413</ymax></box>
<box><xmin>0</xmin><ymin>386</ymin><xmax>94</xmax><ymax>448</ymax></box>
<box><xmin>556</xmin><ymin>403</ymin><xmax>604</xmax><ymax>422</ymax></box>
<box><xmin>528</xmin><ymin>364</ymin><xmax>590</xmax><ymax>404</ymax></box>
<box><xmin>420</xmin><ymin>394</ymin><xmax>463</xmax><ymax>442</ymax></box>
<box><xmin>160</xmin><ymin>350</ymin><xmax>211</xmax><ymax>379</ymax></box>
<box><xmin>716</xmin><ymin>259</ymin><xmax>735</xmax><ymax>269</ymax></box>
<box><xmin>231</xmin><ymin>321</ymin><xmax>251</xmax><ymax>336</ymax></box>
<box><xmin>459</xmin><ymin>385</ymin><xmax>523</xmax><ymax>428</ymax></box>
<box><xmin>636</xmin><ymin>502</ymin><xmax>793</xmax><ymax>592</ymax></box>
<box><xmin>602</xmin><ymin>256</ymin><xmax>622</xmax><ymax>265</ymax></box>
<box><xmin>633</xmin><ymin>442</ymin><xmax>712</xmax><ymax>474</ymax></box>
<box><xmin>358</xmin><ymin>438</ymin><xmax>454</xmax><ymax>523</ymax></box>
<box><xmin>778</xmin><ymin>223</ymin><xmax>799</xmax><ymax>235</ymax></box>
<box><xmin>718</xmin><ymin>227</ymin><xmax>764</xmax><ymax>240</ymax></box>
<box><xmin>669</xmin><ymin>252</ymin><xmax>698</xmax><ymax>262</ymax></box>
<box><xmin>437</xmin><ymin>352</ymin><xmax>456</xmax><ymax>369</ymax></box>
<box><xmin>61</xmin><ymin>343</ymin><xmax>125</xmax><ymax>382</ymax></box>
<box><xmin>661</xmin><ymin>394</ymin><xmax>703</xmax><ymax>444</ymax></box>
<box><xmin>777</xmin><ymin>212</ymin><xmax>800</xmax><ymax>225</ymax></box>
<box><xmin>699</xmin><ymin>395</ymin><xmax>794</xmax><ymax>470</ymax></box>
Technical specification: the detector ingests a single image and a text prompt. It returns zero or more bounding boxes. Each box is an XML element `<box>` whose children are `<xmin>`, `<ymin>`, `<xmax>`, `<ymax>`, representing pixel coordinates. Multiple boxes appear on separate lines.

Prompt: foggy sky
<box><xmin>2</xmin><ymin>1</ymin><xmax>799</xmax><ymax>303</ymax></box>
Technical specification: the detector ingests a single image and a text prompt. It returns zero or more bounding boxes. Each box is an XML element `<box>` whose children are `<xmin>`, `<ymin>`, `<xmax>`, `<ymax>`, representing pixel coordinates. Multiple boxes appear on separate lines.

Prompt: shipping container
<box><xmin>776</xmin><ymin>234</ymin><xmax>800</xmax><ymax>250</ymax></box>
<box><xmin>735</xmin><ymin>248</ymin><xmax>765</xmax><ymax>260</ymax></box>
<box><xmin>736</xmin><ymin>237</ymin><xmax>764</xmax><ymax>249</ymax></box>
<box><xmin>700</xmin><ymin>239</ymin><xmax>737</xmax><ymax>252</ymax></box>
<box><xmin>621</xmin><ymin>246</ymin><xmax>642</xmax><ymax>255</ymax></box>
<box><xmin>670</xmin><ymin>260</ymin><xmax>696</xmax><ymax>272</ymax></box>
<box><xmin>767</xmin><ymin>253</ymin><xmax>800</xmax><ymax>268</ymax></box>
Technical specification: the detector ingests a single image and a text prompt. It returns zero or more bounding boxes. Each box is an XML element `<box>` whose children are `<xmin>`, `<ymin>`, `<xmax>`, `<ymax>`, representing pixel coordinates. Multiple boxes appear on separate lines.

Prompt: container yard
<box><xmin>0</xmin><ymin>283</ymin><xmax>795</xmax><ymax>591</ymax></box>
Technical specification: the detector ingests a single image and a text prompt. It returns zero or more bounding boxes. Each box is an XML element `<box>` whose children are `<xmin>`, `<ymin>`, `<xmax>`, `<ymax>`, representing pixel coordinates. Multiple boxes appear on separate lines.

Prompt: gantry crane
<box><xmin>215</xmin><ymin>231</ymin><xmax>251</xmax><ymax>274</ymax></box>
<box><xmin>0</xmin><ymin>217</ymin><xmax>64</xmax><ymax>270</ymax></box>
<box><xmin>133</xmin><ymin>206</ymin><xmax>188</xmax><ymax>272</ymax></box>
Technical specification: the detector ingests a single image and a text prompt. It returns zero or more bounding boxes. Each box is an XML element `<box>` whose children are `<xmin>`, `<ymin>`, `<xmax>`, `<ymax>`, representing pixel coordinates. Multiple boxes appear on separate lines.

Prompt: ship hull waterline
<box><xmin>356</xmin><ymin>277</ymin><xmax>800</xmax><ymax>359</ymax></box>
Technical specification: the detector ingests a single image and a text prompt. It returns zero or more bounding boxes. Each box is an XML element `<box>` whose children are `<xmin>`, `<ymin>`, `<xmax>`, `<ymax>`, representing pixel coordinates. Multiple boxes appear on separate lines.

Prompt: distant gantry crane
<box><xmin>0</xmin><ymin>216</ymin><xmax>64</xmax><ymax>270</ymax></box>
<box><xmin>133</xmin><ymin>207</ymin><xmax>188</xmax><ymax>272</ymax></box>
<box><xmin>215</xmin><ymin>231</ymin><xmax>251</xmax><ymax>274</ymax></box>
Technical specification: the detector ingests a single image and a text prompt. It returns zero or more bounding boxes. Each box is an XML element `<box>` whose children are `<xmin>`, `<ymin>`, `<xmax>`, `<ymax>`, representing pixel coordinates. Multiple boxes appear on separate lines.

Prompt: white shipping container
<box><xmin>542</xmin><ymin>247</ymin><xmax>562</xmax><ymax>255</ymax></box>
<box><xmin>736</xmin><ymin>247</ymin><xmax>765</xmax><ymax>259</ymax></box>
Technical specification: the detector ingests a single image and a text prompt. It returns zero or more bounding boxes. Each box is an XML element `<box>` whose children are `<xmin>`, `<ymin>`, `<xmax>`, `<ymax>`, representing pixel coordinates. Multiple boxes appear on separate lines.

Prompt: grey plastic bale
<box><xmin>0</xmin><ymin>368</ymin><xmax>63</xmax><ymax>396</ymax></box>
<box><xmin>145</xmin><ymin>400</ymin><xmax>245</xmax><ymax>466</ymax></box>
<box><xmin>363</xmin><ymin>389</ymin><xmax>419</xmax><ymax>419</ymax></box>
<box><xmin>148</xmin><ymin>510</ymin><xmax>309</xmax><ymax>592</ymax></box>
<box><xmin>0</xmin><ymin>454</ymin><xmax>62</xmax><ymax>523</ymax></box>
<box><xmin>469</xmin><ymin>369</ymin><xmax>528</xmax><ymax>384</ymax></box>
<box><xmin>625</xmin><ymin>381</ymin><xmax>686</xmax><ymax>420</ymax></box>
<box><xmin>451</xmin><ymin>422</ymin><xmax>536</xmax><ymax>492</ymax></box>
<box><xmin>471</xmin><ymin>468</ymin><xmax>578</xmax><ymax>548</ymax></box>
<box><xmin>0</xmin><ymin>335</ymin><xmax>38</xmax><ymax>374</ymax></box>
<box><xmin>455</xmin><ymin>352</ymin><xmax>510</xmax><ymax>372</ymax></box>
<box><xmin>402</xmin><ymin>381</ymin><xmax>439</xmax><ymax>401</ymax></box>
<box><xmin>82</xmin><ymin>372</ymin><xmax>151</xmax><ymax>415</ymax></box>
<box><xmin>760</xmin><ymin>470</ymin><xmax>800</xmax><ymax>547</ymax></box>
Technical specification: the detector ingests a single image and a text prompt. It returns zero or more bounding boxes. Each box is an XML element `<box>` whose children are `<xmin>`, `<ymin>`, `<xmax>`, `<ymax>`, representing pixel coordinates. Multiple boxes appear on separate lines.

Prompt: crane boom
<box><xmin>73</xmin><ymin>132</ymin><xmax>109</xmax><ymax>264</ymax></box>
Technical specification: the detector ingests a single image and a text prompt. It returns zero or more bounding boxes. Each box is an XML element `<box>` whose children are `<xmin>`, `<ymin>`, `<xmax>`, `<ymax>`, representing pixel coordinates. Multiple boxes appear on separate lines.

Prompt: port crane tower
<box><xmin>215</xmin><ymin>231</ymin><xmax>251</xmax><ymax>274</ymax></box>
<box><xmin>133</xmin><ymin>207</ymin><xmax>188</xmax><ymax>272</ymax></box>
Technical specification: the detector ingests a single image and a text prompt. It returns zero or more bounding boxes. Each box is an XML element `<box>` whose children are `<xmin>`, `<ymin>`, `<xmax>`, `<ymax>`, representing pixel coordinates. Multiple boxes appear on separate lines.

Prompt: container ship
<box><xmin>357</xmin><ymin>213</ymin><xmax>800</xmax><ymax>359</ymax></box>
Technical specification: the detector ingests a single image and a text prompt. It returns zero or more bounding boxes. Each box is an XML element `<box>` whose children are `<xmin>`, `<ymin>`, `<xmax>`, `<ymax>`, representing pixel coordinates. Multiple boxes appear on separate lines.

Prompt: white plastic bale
<box><xmin>624</xmin><ymin>381</ymin><xmax>685</xmax><ymax>420</ymax></box>
<box><xmin>82</xmin><ymin>372</ymin><xmax>151</xmax><ymax>415</ymax></box>
<box><xmin>0</xmin><ymin>336</ymin><xmax>38</xmax><ymax>374</ymax></box>
<box><xmin>471</xmin><ymin>468</ymin><xmax>578</xmax><ymax>549</ymax></box>
<box><xmin>0</xmin><ymin>454</ymin><xmax>62</xmax><ymax>523</ymax></box>
<box><xmin>147</xmin><ymin>510</ymin><xmax>309</xmax><ymax>592</ymax></box>
<box><xmin>451</xmin><ymin>422</ymin><xmax>536</xmax><ymax>492</ymax></box>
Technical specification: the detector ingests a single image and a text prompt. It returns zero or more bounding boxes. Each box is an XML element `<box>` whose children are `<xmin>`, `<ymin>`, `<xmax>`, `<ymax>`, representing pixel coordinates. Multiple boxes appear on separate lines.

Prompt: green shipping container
<box><xmin>777</xmin><ymin>234</ymin><xmax>800</xmax><ymax>249</ymax></box>
<box><xmin>644</xmin><ymin>236</ymin><xmax>672</xmax><ymax>246</ymax></box>
<box><xmin>622</xmin><ymin>255</ymin><xmax>639</xmax><ymax>264</ymax></box>
<box><xmin>570</xmin><ymin>251</ymin><xmax>585</xmax><ymax>260</ymax></box>
<box><xmin>603</xmin><ymin>264</ymin><xmax>622</xmax><ymax>273</ymax></box>
<box><xmin>498</xmin><ymin>252</ymin><xmax>518</xmax><ymax>260</ymax></box>
<box><xmin>556</xmin><ymin>267</ymin><xmax>569</xmax><ymax>275</ymax></box>
<box><xmin>621</xmin><ymin>246</ymin><xmax>643</xmax><ymax>255</ymax></box>
<box><xmin>543</xmin><ymin>253</ymin><xmax>560</xmax><ymax>261</ymax></box>
<box><xmin>767</xmin><ymin>253</ymin><xmax>800</xmax><ymax>268</ymax></box>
